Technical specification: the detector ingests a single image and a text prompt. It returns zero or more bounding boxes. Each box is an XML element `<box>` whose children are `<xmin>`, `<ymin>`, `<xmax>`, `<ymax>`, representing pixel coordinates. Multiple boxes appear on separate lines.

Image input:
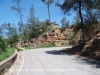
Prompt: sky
<box><xmin>0</xmin><ymin>0</ymin><xmax>75</xmax><ymax>27</ymax></box>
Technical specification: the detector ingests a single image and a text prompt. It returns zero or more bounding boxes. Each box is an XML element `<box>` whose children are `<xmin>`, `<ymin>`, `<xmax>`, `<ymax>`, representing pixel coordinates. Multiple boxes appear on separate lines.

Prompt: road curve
<box><xmin>19</xmin><ymin>47</ymin><xmax>100</xmax><ymax>75</ymax></box>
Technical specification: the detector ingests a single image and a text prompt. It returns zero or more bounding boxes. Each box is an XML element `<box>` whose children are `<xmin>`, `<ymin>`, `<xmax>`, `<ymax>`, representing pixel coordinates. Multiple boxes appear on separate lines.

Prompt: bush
<box><xmin>0</xmin><ymin>47</ymin><xmax>15</xmax><ymax>61</ymax></box>
<box><xmin>7</xmin><ymin>34</ymin><xmax>18</xmax><ymax>47</ymax></box>
<box><xmin>62</xmin><ymin>42</ymin><xmax>70</xmax><ymax>46</ymax></box>
<box><xmin>51</xmin><ymin>42</ymin><xmax>55</xmax><ymax>46</ymax></box>
<box><xmin>0</xmin><ymin>36</ymin><xmax>6</xmax><ymax>53</ymax></box>
<box><xmin>37</xmin><ymin>42</ymin><xmax>55</xmax><ymax>48</ymax></box>
<box><xmin>23</xmin><ymin>45</ymin><xmax>31</xmax><ymax>49</ymax></box>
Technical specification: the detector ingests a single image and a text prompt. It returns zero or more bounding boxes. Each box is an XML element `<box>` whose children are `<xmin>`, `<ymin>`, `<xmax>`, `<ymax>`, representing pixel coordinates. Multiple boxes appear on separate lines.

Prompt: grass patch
<box><xmin>0</xmin><ymin>47</ymin><xmax>16</xmax><ymax>62</ymax></box>
<box><xmin>25</xmin><ymin>46</ymin><xmax>31</xmax><ymax>49</ymax></box>
<box><xmin>15</xmin><ymin>47</ymin><xmax>23</xmax><ymax>51</ymax></box>
<box><xmin>37</xmin><ymin>42</ymin><xmax>55</xmax><ymax>48</ymax></box>
<box><xmin>23</xmin><ymin>45</ymin><xmax>32</xmax><ymax>49</ymax></box>
<box><xmin>62</xmin><ymin>42</ymin><xmax>71</xmax><ymax>46</ymax></box>
<box><xmin>24</xmin><ymin>42</ymin><xmax>56</xmax><ymax>50</ymax></box>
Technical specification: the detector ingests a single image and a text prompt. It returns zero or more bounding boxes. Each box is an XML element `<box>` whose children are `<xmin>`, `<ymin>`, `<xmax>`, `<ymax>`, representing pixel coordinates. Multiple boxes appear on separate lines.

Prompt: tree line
<box><xmin>0</xmin><ymin>0</ymin><xmax>52</xmax><ymax>52</ymax></box>
<box><xmin>56</xmin><ymin>0</ymin><xmax>100</xmax><ymax>45</ymax></box>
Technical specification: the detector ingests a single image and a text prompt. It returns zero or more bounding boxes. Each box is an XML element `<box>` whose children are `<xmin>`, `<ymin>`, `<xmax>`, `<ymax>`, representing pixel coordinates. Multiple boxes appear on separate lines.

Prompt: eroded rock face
<box><xmin>15</xmin><ymin>41</ymin><xmax>22</xmax><ymax>48</ymax></box>
<box><xmin>29</xmin><ymin>28</ymin><xmax>74</xmax><ymax>47</ymax></box>
<box><xmin>81</xmin><ymin>31</ymin><xmax>100</xmax><ymax>60</ymax></box>
<box><xmin>18</xmin><ymin>27</ymin><xmax>80</xmax><ymax>47</ymax></box>
<box><xmin>62</xmin><ymin>27</ymin><xmax>73</xmax><ymax>35</ymax></box>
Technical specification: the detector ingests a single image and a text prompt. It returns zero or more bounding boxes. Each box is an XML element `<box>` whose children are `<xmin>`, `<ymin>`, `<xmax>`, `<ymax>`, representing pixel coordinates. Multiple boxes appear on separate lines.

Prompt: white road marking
<box><xmin>16</xmin><ymin>55</ymin><xmax>24</xmax><ymax>75</ymax></box>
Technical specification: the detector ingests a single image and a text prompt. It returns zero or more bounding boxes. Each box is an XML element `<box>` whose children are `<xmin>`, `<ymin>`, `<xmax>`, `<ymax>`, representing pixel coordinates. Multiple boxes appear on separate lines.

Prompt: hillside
<box><xmin>64</xmin><ymin>31</ymin><xmax>100</xmax><ymax>60</ymax></box>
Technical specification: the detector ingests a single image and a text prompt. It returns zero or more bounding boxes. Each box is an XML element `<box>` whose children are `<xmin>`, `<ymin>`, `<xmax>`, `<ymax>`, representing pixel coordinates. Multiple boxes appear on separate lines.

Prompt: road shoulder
<box><xmin>4</xmin><ymin>52</ymin><xmax>23</xmax><ymax>75</ymax></box>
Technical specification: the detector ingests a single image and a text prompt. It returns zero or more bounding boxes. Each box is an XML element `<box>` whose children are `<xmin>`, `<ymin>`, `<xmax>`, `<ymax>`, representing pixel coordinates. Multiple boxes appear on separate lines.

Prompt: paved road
<box><xmin>19</xmin><ymin>47</ymin><xmax>100</xmax><ymax>75</ymax></box>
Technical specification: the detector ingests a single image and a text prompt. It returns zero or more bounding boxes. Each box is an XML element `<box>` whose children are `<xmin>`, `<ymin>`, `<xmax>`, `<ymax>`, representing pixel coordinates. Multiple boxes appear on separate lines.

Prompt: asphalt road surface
<box><xmin>18</xmin><ymin>47</ymin><xmax>100</xmax><ymax>75</ymax></box>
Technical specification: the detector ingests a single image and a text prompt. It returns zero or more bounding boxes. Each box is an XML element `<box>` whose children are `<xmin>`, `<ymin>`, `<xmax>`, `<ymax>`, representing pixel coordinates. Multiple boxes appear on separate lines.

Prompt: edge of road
<box><xmin>16</xmin><ymin>55</ymin><xmax>24</xmax><ymax>75</ymax></box>
<box><xmin>4</xmin><ymin>52</ymin><xmax>24</xmax><ymax>75</ymax></box>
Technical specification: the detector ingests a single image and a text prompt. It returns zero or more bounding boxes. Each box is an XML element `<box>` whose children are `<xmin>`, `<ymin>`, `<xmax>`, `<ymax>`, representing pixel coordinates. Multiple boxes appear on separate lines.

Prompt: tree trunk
<box><xmin>19</xmin><ymin>13</ymin><xmax>23</xmax><ymax>33</ymax></box>
<box><xmin>47</xmin><ymin>4</ymin><xmax>52</xmax><ymax>30</ymax></box>
<box><xmin>17</xmin><ymin>0</ymin><xmax>25</xmax><ymax>46</ymax></box>
<box><xmin>79</xmin><ymin>1</ymin><xmax>85</xmax><ymax>45</ymax></box>
<box><xmin>17</xmin><ymin>0</ymin><xmax>24</xmax><ymax>35</ymax></box>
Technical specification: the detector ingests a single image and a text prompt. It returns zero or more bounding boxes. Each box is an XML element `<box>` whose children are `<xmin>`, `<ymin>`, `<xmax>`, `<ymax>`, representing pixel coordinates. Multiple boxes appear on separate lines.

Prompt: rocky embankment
<box><xmin>64</xmin><ymin>32</ymin><xmax>100</xmax><ymax>60</ymax></box>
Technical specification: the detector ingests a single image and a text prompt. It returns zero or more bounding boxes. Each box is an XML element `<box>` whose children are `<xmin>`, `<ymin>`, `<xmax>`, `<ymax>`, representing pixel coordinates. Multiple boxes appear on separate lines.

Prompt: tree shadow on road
<box><xmin>72</xmin><ymin>56</ymin><xmax>100</xmax><ymax>68</ymax></box>
<box><xmin>45</xmin><ymin>47</ymin><xmax>100</xmax><ymax>69</ymax></box>
<box><xmin>45</xmin><ymin>48</ymin><xmax>72</xmax><ymax>55</ymax></box>
<box><xmin>45</xmin><ymin>45</ymin><xmax>82</xmax><ymax>55</ymax></box>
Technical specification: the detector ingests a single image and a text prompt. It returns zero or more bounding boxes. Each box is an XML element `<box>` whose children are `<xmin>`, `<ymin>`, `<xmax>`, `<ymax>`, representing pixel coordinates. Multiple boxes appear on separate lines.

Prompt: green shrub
<box><xmin>62</xmin><ymin>42</ymin><xmax>70</xmax><ymax>46</ymax></box>
<box><xmin>0</xmin><ymin>36</ymin><xmax>6</xmax><ymax>53</ymax></box>
<box><xmin>37</xmin><ymin>42</ymin><xmax>55</xmax><ymax>48</ymax></box>
<box><xmin>0</xmin><ymin>47</ymin><xmax>15</xmax><ymax>61</ymax></box>
<box><xmin>24</xmin><ymin>45</ymin><xmax>31</xmax><ymax>49</ymax></box>
<box><xmin>51</xmin><ymin>42</ymin><xmax>55</xmax><ymax>46</ymax></box>
<box><xmin>7</xmin><ymin>34</ymin><xmax>18</xmax><ymax>47</ymax></box>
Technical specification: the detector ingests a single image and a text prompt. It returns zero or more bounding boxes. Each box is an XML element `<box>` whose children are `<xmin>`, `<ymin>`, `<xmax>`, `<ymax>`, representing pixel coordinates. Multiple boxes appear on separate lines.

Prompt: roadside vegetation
<box><xmin>0</xmin><ymin>47</ymin><xmax>15</xmax><ymax>62</ymax></box>
<box><xmin>24</xmin><ymin>42</ymin><xmax>55</xmax><ymax>49</ymax></box>
<box><xmin>36</xmin><ymin>42</ymin><xmax>55</xmax><ymax>48</ymax></box>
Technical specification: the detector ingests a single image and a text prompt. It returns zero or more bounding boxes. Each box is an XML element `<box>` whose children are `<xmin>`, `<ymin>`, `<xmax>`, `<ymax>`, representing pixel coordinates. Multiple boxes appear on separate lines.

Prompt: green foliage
<box><xmin>29</xmin><ymin>24</ymin><xmax>42</xmax><ymax>39</ymax></box>
<box><xmin>56</xmin><ymin>0</ymin><xmax>95</xmax><ymax>15</ymax></box>
<box><xmin>56</xmin><ymin>0</ymin><xmax>100</xmax><ymax>45</ymax></box>
<box><xmin>26</xmin><ymin>5</ymin><xmax>47</xmax><ymax>39</ymax></box>
<box><xmin>43</xmin><ymin>34</ymin><xmax>47</xmax><ymax>39</ymax></box>
<box><xmin>0</xmin><ymin>22</ymin><xmax>18</xmax><ymax>48</ymax></box>
<box><xmin>73</xmin><ymin>10</ymin><xmax>99</xmax><ymax>40</ymax></box>
<box><xmin>61</xmin><ymin>17</ymin><xmax>66</xmax><ymax>28</ymax></box>
<box><xmin>37</xmin><ymin>42</ymin><xmax>55</xmax><ymax>48</ymax></box>
<box><xmin>15</xmin><ymin>47</ymin><xmax>23</xmax><ymax>51</ymax></box>
<box><xmin>11</xmin><ymin>0</ymin><xmax>24</xmax><ymax>34</ymax></box>
<box><xmin>26</xmin><ymin>18</ymin><xmax>51</xmax><ymax>40</ymax></box>
<box><xmin>22</xmin><ymin>44</ymin><xmax>31</xmax><ymax>49</ymax></box>
<box><xmin>65</xmin><ymin>20</ymin><xmax>70</xmax><ymax>28</ymax></box>
<box><xmin>0</xmin><ymin>36</ymin><xmax>6</xmax><ymax>53</ymax></box>
<box><xmin>27</xmin><ymin>4</ymin><xmax>35</xmax><ymax>29</ymax></box>
<box><xmin>7</xmin><ymin>34</ymin><xmax>18</xmax><ymax>47</ymax></box>
<box><xmin>24</xmin><ymin>45</ymin><xmax>31</xmax><ymax>49</ymax></box>
<box><xmin>65</xmin><ymin>33</ymin><xmax>79</xmax><ymax>46</ymax></box>
<box><xmin>61</xmin><ymin>42</ymin><xmax>70</xmax><ymax>46</ymax></box>
<box><xmin>41</xmin><ymin>0</ymin><xmax>54</xmax><ymax>4</ymax></box>
<box><xmin>41</xmin><ymin>19</ymin><xmax>51</xmax><ymax>32</ymax></box>
<box><xmin>61</xmin><ymin>17</ymin><xmax>70</xmax><ymax>28</ymax></box>
<box><xmin>0</xmin><ymin>47</ymin><xmax>15</xmax><ymax>61</ymax></box>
